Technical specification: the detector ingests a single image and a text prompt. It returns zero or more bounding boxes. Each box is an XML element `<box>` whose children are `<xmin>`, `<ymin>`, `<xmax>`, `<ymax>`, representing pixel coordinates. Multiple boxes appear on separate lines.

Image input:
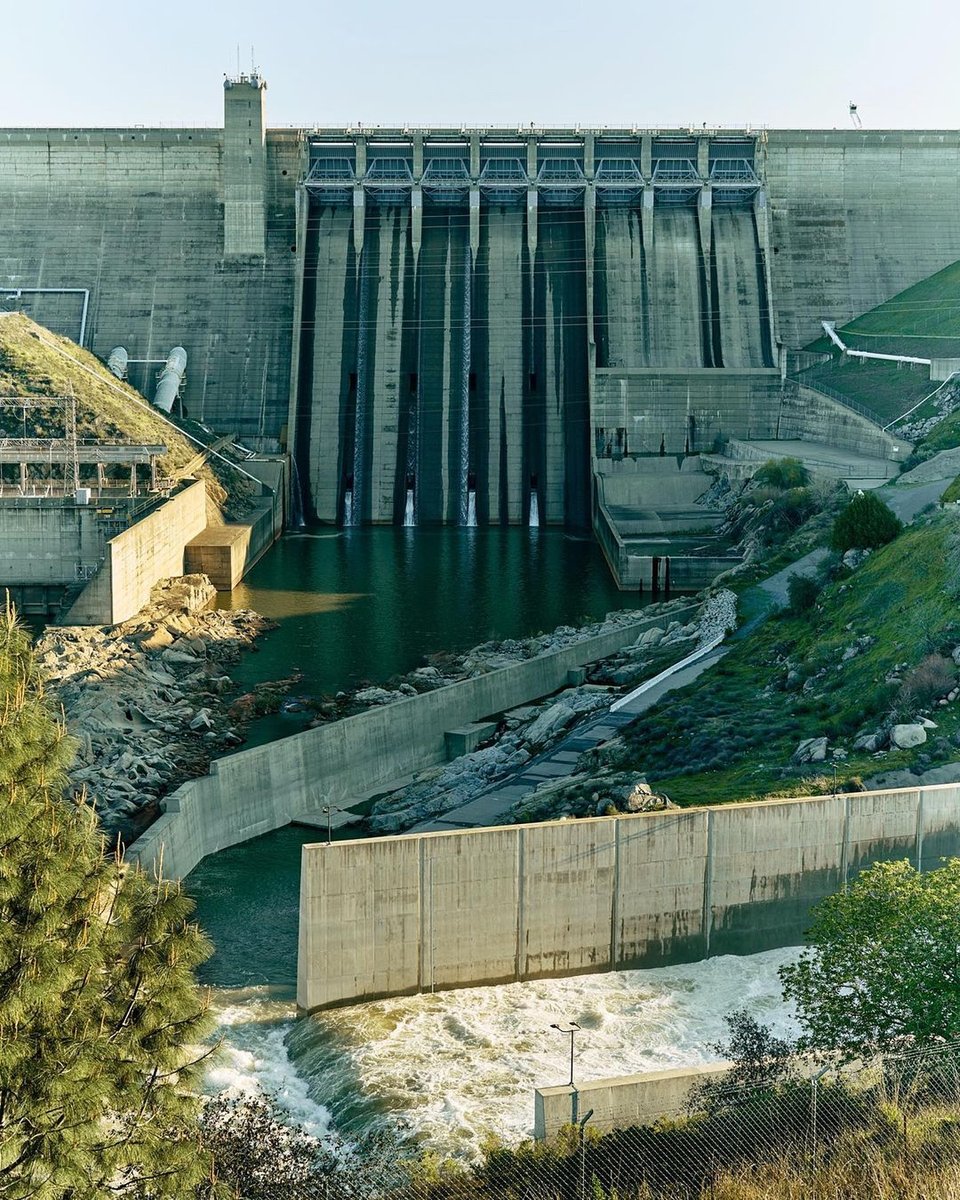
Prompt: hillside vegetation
<box><xmin>574</xmin><ymin>509</ymin><xmax>960</xmax><ymax>807</ymax></box>
<box><xmin>807</xmin><ymin>259</ymin><xmax>960</xmax><ymax>360</ymax></box>
<box><xmin>0</xmin><ymin>312</ymin><xmax>255</xmax><ymax>518</ymax></box>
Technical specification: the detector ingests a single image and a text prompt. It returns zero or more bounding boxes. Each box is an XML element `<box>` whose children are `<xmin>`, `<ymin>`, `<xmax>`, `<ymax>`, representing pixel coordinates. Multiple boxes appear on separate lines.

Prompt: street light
<box><xmin>321</xmin><ymin>803</ymin><xmax>341</xmax><ymax>846</ymax></box>
<box><xmin>550</xmin><ymin>1021</ymin><xmax>581</xmax><ymax>1088</ymax></box>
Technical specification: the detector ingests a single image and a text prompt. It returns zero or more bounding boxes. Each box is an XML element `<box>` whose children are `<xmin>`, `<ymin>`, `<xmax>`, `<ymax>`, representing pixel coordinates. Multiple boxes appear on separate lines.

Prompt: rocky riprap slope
<box><xmin>37</xmin><ymin>576</ymin><xmax>273</xmax><ymax>839</ymax></box>
<box><xmin>366</xmin><ymin>594</ymin><xmax>734</xmax><ymax>833</ymax></box>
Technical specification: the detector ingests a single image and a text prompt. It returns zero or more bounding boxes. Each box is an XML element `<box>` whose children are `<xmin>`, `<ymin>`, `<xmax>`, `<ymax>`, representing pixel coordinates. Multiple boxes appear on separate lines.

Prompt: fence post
<box><xmin>810</xmin><ymin>1073</ymin><xmax>818</xmax><ymax>1169</ymax></box>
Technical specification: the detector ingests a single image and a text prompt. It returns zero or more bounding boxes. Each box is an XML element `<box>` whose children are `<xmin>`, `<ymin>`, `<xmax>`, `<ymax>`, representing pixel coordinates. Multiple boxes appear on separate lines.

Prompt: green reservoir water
<box><xmin>192</xmin><ymin>526</ymin><xmax>640</xmax><ymax>985</ymax></box>
<box><xmin>217</xmin><ymin>526</ymin><xmax>636</xmax><ymax>707</ymax></box>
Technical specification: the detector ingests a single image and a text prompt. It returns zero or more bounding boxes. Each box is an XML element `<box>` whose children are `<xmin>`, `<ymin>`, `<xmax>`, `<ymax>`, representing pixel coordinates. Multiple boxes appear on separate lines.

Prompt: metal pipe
<box><xmin>821</xmin><ymin>319</ymin><xmax>931</xmax><ymax>366</ymax></box>
<box><xmin>153</xmin><ymin>346</ymin><xmax>187</xmax><ymax>414</ymax></box>
<box><xmin>106</xmin><ymin>347</ymin><xmax>128</xmax><ymax>380</ymax></box>
<box><xmin>0</xmin><ymin>287</ymin><xmax>91</xmax><ymax>347</ymax></box>
<box><xmin>34</xmin><ymin>330</ymin><xmax>266</xmax><ymax>487</ymax></box>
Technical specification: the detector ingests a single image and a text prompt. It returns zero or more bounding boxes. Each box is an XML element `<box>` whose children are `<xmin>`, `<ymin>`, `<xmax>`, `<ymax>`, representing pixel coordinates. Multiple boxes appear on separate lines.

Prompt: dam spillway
<box><xmin>3</xmin><ymin>76</ymin><xmax>960</xmax><ymax>543</ymax></box>
<box><xmin>298</xmin><ymin>196</ymin><xmax>591</xmax><ymax>529</ymax></box>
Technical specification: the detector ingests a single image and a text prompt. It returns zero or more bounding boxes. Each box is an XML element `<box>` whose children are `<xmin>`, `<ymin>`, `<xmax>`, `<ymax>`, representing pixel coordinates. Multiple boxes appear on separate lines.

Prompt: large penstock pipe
<box><xmin>106</xmin><ymin>346</ymin><xmax>128</xmax><ymax>380</ymax></box>
<box><xmin>153</xmin><ymin>346</ymin><xmax>187</xmax><ymax>413</ymax></box>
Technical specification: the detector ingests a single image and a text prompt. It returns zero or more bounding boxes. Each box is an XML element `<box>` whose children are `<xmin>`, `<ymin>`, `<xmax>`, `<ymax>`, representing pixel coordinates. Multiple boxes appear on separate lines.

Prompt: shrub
<box><xmin>786</xmin><ymin>573</ymin><xmax>820</xmax><ymax>614</ymax></box>
<box><xmin>898</xmin><ymin>653</ymin><xmax>956</xmax><ymax>709</ymax></box>
<box><xmin>767</xmin><ymin>487</ymin><xmax>819</xmax><ymax>534</ymax></box>
<box><xmin>753</xmin><ymin>457</ymin><xmax>811</xmax><ymax>490</ymax></box>
<box><xmin>830</xmin><ymin>490</ymin><xmax>903</xmax><ymax>552</ymax></box>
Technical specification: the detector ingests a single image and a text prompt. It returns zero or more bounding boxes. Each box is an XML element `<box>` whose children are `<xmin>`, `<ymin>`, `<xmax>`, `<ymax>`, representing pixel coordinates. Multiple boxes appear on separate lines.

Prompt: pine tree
<box><xmin>830</xmin><ymin>490</ymin><xmax>902</xmax><ymax>553</ymax></box>
<box><xmin>0</xmin><ymin>604</ymin><xmax>216</xmax><ymax>1198</ymax></box>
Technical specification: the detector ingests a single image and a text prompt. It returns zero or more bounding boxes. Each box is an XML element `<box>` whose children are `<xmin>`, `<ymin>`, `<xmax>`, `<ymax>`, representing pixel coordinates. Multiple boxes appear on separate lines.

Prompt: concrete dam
<box><xmin>3</xmin><ymin>75</ymin><xmax>960</xmax><ymax>552</ymax></box>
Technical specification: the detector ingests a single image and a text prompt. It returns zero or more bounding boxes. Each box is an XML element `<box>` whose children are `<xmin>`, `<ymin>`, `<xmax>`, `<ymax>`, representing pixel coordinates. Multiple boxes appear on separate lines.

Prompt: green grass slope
<box><xmin>0</xmin><ymin>313</ymin><xmax>255</xmax><ymax>518</ymax></box>
<box><xmin>807</xmin><ymin>259</ymin><xmax>960</xmax><ymax>360</ymax></box>
<box><xmin>593</xmin><ymin>510</ymin><xmax>960</xmax><ymax>806</ymax></box>
<box><xmin>797</xmin><ymin>260</ymin><xmax>960</xmax><ymax>425</ymax></box>
<box><xmin>796</xmin><ymin>358</ymin><xmax>932</xmax><ymax>424</ymax></box>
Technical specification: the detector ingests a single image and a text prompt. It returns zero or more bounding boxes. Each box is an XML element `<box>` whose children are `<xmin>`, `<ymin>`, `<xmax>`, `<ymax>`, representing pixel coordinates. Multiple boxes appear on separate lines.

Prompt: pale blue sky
<box><xmin>3</xmin><ymin>0</ymin><xmax>958</xmax><ymax>130</ymax></box>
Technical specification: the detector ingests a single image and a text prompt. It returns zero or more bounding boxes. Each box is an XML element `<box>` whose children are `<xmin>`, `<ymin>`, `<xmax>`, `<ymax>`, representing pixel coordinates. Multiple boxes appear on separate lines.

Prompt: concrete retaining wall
<box><xmin>534</xmin><ymin>1062</ymin><xmax>733</xmax><ymax>1139</ymax></box>
<box><xmin>0</xmin><ymin>499</ymin><xmax>103</xmax><ymax>585</ymax></box>
<box><xmin>297</xmin><ymin>784</ymin><xmax>960</xmax><ymax>1012</ymax></box>
<box><xmin>129</xmin><ymin>606</ymin><xmax>695</xmax><ymax>882</ymax></box>
<box><xmin>65</xmin><ymin>480</ymin><xmax>207</xmax><ymax>625</ymax></box>
<box><xmin>779</xmin><ymin>387</ymin><xmax>908</xmax><ymax>461</ymax></box>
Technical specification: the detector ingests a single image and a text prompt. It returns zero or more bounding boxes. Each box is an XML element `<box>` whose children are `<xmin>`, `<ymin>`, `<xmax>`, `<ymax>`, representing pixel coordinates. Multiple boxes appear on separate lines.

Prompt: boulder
<box><xmin>623</xmin><ymin>781</ymin><xmax>674</xmax><ymax>812</ymax></box>
<box><xmin>138</xmin><ymin>626</ymin><xmax>175</xmax><ymax>652</ymax></box>
<box><xmin>890</xmin><ymin>723</ymin><xmax>927</xmax><ymax>749</ymax></box>
<box><xmin>635</xmin><ymin>626</ymin><xmax>664</xmax><ymax>649</ymax></box>
<box><xmin>793</xmin><ymin>736</ymin><xmax>828</xmax><ymax>764</ymax></box>
<box><xmin>525</xmin><ymin>702</ymin><xmax>575</xmax><ymax>746</ymax></box>
<box><xmin>853</xmin><ymin>732</ymin><xmax>882</xmax><ymax>753</ymax></box>
<box><xmin>189</xmin><ymin>708</ymin><xmax>213</xmax><ymax>732</ymax></box>
<box><xmin>354</xmin><ymin>687</ymin><xmax>398</xmax><ymax>706</ymax></box>
<box><xmin>161</xmin><ymin>648</ymin><xmax>201</xmax><ymax>668</ymax></box>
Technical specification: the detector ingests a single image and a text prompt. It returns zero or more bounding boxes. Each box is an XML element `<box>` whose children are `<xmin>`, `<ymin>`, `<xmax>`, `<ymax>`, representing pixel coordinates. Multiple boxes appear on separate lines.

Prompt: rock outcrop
<box><xmin>38</xmin><ymin>575</ymin><xmax>273</xmax><ymax>838</ymax></box>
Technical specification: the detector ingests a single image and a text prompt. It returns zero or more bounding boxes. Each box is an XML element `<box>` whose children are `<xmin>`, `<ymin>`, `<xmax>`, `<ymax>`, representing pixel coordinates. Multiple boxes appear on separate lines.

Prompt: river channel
<box><xmin>217</xmin><ymin>526</ymin><xmax>638</xmax><ymax>702</ymax></box>
<box><xmin>187</xmin><ymin>526</ymin><xmax>738</xmax><ymax>1157</ymax></box>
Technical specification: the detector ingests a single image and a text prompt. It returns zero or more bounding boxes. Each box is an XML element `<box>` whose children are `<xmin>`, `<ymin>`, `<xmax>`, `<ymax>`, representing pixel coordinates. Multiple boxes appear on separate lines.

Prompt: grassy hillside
<box><xmin>796</xmin><ymin>357</ymin><xmax>932</xmax><ymax>424</ymax></box>
<box><xmin>807</xmin><ymin>259</ymin><xmax>960</xmax><ymax>359</ymax></box>
<box><xmin>797</xmin><ymin>260</ymin><xmax>960</xmax><ymax>425</ymax></box>
<box><xmin>586</xmin><ymin>510</ymin><xmax>960</xmax><ymax>806</ymax></box>
<box><xmin>0</xmin><ymin>313</ymin><xmax>255</xmax><ymax>518</ymax></box>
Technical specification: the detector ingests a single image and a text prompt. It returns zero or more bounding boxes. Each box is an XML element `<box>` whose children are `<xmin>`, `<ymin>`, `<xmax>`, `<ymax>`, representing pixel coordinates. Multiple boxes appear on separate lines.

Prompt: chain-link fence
<box><xmin>380</xmin><ymin>1040</ymin><xmax>960</xmax><ymax>1200</ymax></box>
<box><xmin>195</xmin><ymin>1041</ymin><xmax>960</xmax><ymax>1199</ymax></box>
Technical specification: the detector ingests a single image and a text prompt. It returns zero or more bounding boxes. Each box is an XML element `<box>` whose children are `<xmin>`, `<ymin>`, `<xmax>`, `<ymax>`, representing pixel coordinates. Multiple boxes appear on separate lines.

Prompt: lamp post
<box><xmin>550</xmin><ymin>1021</ymin><xmax>581</xmax><ymax>1088</ymax></box>
<box><xmin>550</xmin><ymin>1021</ymin><xmax>581</xmax><ymax>1124</ymax></box>
<box><xmin>321</xmin><ymin>804</ymin><xmax>341</xmax><ymax>846</ymax></box>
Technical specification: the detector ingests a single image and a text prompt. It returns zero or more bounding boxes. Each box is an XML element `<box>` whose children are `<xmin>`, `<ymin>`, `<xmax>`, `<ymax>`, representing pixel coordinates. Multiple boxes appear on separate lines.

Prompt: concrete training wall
<box><xmin>297</xmin><ymin>783</ymin><xmax>960</xmax><ymax>1012</ymax></box>
<box><xmin>65</xmin><ymin>480</ymin><xmax>208</xmax><ymax>625</ymax></box>
<box><xmin>129</xmin><ymin>606</ymin><xmax>695</xmax><ymax>881</ymax></box>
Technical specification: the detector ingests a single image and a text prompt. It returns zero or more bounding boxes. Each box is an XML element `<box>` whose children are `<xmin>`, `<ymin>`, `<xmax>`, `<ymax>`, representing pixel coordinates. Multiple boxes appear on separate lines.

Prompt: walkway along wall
<box><xmin>129</xmin><ymin>606</ymin><xmax>695</xmax><ymax>881</ymax></box>
<box><xmin>297</xmin><ymin>783</ymin><xmax>960</xmax><ymax>1012</ymax></box>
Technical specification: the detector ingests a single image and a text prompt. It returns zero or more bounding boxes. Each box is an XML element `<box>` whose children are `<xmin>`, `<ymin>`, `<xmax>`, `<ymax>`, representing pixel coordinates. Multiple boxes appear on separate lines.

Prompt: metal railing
<box><xmin>787</xmin><ymin>374</ymin><xmax>885</xmax><ymax>427</ymax></box>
